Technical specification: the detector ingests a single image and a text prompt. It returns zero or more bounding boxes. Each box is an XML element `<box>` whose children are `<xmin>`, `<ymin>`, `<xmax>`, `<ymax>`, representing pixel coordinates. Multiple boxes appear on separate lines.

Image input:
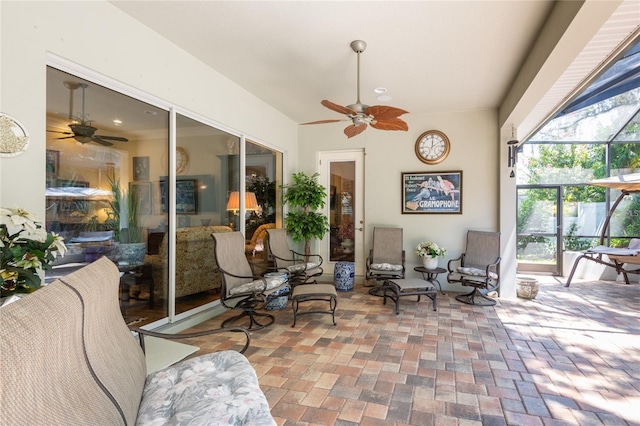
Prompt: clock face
<box><xmin>415</xmin><ymin>130</ymin><xmax>450</xmax><ymax>165</ymax></box>
<box><xmin>176</xmin><ymin>146</ymin><xmax>189</xmax><ymax>174</ymax></box>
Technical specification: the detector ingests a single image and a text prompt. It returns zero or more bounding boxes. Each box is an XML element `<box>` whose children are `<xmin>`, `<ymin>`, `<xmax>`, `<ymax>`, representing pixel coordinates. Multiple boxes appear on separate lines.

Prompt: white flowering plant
<box><xmin>1</xmin><ymin>207</ymin><xmax>67</xmax><ymax>296</ymax></box>
<box><xmin>415</xmin><ymin>241</ymin><xmax>447</xmax><ymax>258</ymax></box>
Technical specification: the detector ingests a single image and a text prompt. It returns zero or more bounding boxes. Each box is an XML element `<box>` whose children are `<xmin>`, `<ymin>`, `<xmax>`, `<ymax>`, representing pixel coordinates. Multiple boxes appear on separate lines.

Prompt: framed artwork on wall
<box><xmin>133</xmin><ymin>156</ymin><xmax>150</xmax><ymax>181</ymax></box>
<box><xmin>401</xmin><ymin>171</ymin><xmax>462</xmax><ymax>214</ymax></box>
<box><xmin>157</xmin><ymin>178</ymin><xmax>201</xmax><ymax>214</ymax></box>
<box><xmin>176</xmin><ymin>179</ymin><xmax>197</xmax><ymax>214</ymax></box>
<box><xmin>130</xmin><ymin>182</ymin><xmax>152</xmax><ymax>215</ymax></box>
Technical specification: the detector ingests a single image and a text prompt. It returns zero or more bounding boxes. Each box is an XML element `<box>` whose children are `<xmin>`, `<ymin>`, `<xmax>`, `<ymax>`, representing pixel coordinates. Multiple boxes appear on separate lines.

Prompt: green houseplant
<box><xmin>281</xmin><ymin>172</ymin><xmax>329</xmax><ymax>258</ymax></box>
<box><xmin>107</xmin><ymin>177</ymin><xmax>145</xmax><ymax>264</ymax></box>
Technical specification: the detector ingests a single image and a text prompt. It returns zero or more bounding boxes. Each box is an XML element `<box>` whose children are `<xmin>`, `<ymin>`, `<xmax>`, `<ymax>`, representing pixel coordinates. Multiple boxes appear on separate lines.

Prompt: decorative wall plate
<box><xmin>0</xmin><ymin>113</ymin><xmax>30</xmax><ymax>157</ymax></box>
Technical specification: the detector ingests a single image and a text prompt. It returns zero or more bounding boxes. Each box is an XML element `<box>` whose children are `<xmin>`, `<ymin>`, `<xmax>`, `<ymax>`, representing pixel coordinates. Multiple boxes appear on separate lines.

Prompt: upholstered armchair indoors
<box><xmin>245</xmin><ymin>223</ymin><xmax>275</xmax><ymax>258</ymax></box>
<box><xmin>266</xmin><ymin>228</ymin><xmax>323</xmax><ymax>286</ymax></box>
<box><xmin>366</xmin><ymin>227</ymin><xmax>405</xmax><ymax>295</ymax></box>
<box><xmin>447</xmin><ymin>230</ymin><xmax>501</xmax><ymax>306</ymax></box>
<box><xmin>145</xmin><ymin>225</ymin><xmax>232</xmax><ymax>301</ymax></box>
<box><xmin>212</xmin><ymin>232</ymin><xmax>290</xmax><ymax>330</ymax></box>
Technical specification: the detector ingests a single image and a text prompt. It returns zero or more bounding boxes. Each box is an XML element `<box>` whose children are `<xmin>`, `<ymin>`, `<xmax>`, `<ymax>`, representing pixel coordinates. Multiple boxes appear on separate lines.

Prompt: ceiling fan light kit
<box><xmin>47</xmin><ymin>82</ymin><xmax>129</xmax><ymax>146</ymax></box>
<box><xmin>302</xmin><ymin>40</ymin><xmax>409</xmax><ymax>138</ymax></box>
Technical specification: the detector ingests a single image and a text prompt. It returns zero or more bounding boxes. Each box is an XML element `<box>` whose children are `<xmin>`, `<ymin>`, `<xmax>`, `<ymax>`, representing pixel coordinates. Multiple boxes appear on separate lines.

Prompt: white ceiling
<box><xmin>106</xmin><ymin>1</ymin><xmax>555</xmax><ymax>125</ymax></box>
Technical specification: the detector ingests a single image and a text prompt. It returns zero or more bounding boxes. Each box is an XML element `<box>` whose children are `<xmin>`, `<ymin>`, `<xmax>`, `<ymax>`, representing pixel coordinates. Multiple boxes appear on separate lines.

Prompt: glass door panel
<box><xmin>174</xmin><ymin>114</ymin><xmax>239</xmax><ymax>315</ymax></box>
<box><xmin>319</xmin><ymin>150</ymin><xmax>365</xmax><ymax>276</ymax></box>
<box><xmin>45</xmin><ymin>66</ymin><xmax>169</xmax><ymax>327</ymax></box>
<box><xmin>330</xmin><ymin>161</ymin><xmax>356</xmax><ymax>263</ymax></box>
<box><xmin>244</xmin><ymin>140</ymin><xmax>283</xmax><ymax>266</ymax></box>
<box><xmin>517</xmin><ymin>186</ymin><xmax>561</xmax><ymax>275</ymax></box>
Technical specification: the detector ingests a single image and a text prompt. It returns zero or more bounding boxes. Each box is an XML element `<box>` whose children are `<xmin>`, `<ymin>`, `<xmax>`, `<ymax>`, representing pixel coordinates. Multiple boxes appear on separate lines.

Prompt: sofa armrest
<box><xmin>133</xmin><ymin>326</ymin><xmax>250</xmax><ymax>354</ymax></box>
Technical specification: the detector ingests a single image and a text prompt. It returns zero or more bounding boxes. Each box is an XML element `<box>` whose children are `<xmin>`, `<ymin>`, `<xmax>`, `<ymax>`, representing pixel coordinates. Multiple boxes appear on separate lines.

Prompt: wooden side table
<box><xmin>413</xmin><ymin>266</ymin><xmax>447</xmax><ymax>294</ymax></box>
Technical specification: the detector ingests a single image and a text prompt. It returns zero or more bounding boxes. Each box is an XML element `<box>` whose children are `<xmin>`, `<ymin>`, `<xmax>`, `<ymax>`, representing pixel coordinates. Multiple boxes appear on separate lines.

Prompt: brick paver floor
<box><xmin>185</xmin><ymin>276</ymin><xmax>640</xmax><ymax>425</ymax></box>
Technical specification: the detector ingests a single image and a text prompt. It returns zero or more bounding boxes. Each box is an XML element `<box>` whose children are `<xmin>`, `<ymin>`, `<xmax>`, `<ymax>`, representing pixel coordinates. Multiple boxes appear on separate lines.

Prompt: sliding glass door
<box><xmin>45</xmin><ymin>65</ymin><xmax>284</xmax><ymax>327</ymax></box>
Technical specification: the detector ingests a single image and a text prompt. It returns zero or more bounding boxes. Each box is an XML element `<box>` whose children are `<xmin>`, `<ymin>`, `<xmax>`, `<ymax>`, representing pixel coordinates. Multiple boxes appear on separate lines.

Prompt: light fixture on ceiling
<box><xmin>507</xmin><ymin>125</ymin><xmax>519</xmax><ymax>179</ymax></box>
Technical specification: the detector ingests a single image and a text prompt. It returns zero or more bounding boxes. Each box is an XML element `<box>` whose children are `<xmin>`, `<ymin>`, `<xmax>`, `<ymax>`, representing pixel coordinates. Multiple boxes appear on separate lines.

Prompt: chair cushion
<box><xmin>370</xmin><ymin>263</ymin><xmax>403</xmax><ymax>272</ymax></box>
<box><xmin>287</xmin><ymin>262</ymin><xmax>320</xmax><ymax>273</ymax></box>
<box><xmin>136</xmin><ymin>351</ymin><xmax>275</xmax><ymax>426</ymax></box>
<box><xmin>457</xmin><ymin>267</ymin><xmax>498</xmax><ymax>279</ymax></box>
<box><xmin>229</xmin><ymin>275</ymin><xmax>288</xmax><ymax>296</ymax></box>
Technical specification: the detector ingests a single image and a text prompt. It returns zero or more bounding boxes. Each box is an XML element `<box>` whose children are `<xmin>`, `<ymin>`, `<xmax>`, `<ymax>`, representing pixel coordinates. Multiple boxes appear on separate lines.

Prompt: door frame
<box><xmin>317</xmin><ymin>149</ymin><xmax>365</xmax><ymax>277</ymax></box>
<box><xmin>516</xmin><ymin>184</ymin><xmax>563</xmax><ymax>275</ymax></box>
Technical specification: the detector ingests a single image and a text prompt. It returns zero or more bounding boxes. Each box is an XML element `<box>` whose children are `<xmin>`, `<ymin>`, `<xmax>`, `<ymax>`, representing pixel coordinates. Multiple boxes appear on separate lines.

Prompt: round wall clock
<box><xmin>176</xmin><ymin>146</ymin><xmax>189</xmax><ymax>174</ymax></box>
<box><xmin>415</xmin><ymin>130</ymin><xmax>450</xmax><ymax>165</ymax></box>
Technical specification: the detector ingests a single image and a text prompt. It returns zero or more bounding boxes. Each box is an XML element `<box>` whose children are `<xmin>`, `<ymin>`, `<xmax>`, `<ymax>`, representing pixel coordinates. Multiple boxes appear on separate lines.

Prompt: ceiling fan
<box><xmin>47</xmin><ymin>82</ymin><xmax>128</xmax><ymax>146</ymax></box>
<box><xmin>302</xmin><ymin>40</ymin><xmax>409</xmax><ymax>138</ymax></box>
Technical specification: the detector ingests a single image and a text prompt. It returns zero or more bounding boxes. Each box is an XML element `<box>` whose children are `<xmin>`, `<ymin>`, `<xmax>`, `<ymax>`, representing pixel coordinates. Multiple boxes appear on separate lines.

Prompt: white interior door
<box><xmin>318</xmin><ymin>149</ymin><xmax>365</xmax><ymax>277</ymax></box>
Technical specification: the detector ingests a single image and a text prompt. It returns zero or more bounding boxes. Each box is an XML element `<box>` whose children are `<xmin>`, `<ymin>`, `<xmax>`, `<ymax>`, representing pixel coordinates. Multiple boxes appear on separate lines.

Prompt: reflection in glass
<box><xmin>174</xmin><ymin>114</ymin><xmax>240</xmax><ymax>315</ymax></box>
<box><xmin>516</xmin><ymin>188</ymin><xmax>558</xmax><ymax>265</ymax></box>
<box><xmin>329</xmin><ymin>161</ymin><xmax>355</xmax><ymax>262</ymax></box>
<box><xmin>244</xmin><ymin>140</ymin><xmax>282</xmax><ymax>265</ymax></box>
<box><xmin>45</xmin><ymin>66</ymin><xmax>169</xmax><ymax>326</ymax></box>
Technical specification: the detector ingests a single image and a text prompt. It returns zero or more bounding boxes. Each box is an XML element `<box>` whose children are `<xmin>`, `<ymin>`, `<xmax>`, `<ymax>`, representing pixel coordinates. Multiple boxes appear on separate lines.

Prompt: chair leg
<box><xmin>455</xmin><ymin>287</ymin><xmax>496</xmax><ymax>306</ymax></box>
<box><xmin>221</xmin><ymin>298</ymin><xmax>275</xmax><ymax>330</ymax></box>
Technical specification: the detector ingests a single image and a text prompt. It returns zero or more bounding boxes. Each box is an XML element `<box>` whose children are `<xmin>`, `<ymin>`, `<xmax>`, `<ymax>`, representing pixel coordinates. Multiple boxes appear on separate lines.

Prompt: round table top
<box><xmin>414</xmin><ymin>266</ymin><xmax>447</xmax><ymax>274</ymax></box>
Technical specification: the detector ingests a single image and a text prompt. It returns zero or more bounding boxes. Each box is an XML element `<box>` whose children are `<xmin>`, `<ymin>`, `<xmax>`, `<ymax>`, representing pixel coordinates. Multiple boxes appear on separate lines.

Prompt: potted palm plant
<box><xmin>107</xmin><ymin>177</ymin><xmax>145</xmax><ymax>265</ymax></box>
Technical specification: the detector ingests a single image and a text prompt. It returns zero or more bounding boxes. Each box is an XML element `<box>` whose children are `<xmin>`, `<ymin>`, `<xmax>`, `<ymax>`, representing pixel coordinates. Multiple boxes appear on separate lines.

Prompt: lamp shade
<box><xmin>226</xmin><ymin>191</ymin><xmax>259</xmax><ymax>211</ymax></box>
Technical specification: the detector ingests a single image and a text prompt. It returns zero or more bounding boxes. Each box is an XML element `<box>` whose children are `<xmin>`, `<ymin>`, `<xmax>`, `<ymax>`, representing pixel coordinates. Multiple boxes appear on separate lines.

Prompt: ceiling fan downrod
<box><xmin>78</xmin><ymin>83</ymin><xmax>89</xmax><ymax>123</ymax></box>
<box><xmin>350</xmin><ymin>40</ymin><xmax>367</xmax><ymax>109</ymax></box>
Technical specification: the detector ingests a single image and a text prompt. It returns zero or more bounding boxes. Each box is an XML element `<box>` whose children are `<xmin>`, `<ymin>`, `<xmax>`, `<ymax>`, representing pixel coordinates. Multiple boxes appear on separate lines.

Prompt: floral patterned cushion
<box><xmin>457</xmin><ymin>267</ymin><xmax>499</xmax><ymax>279</ymax></box>
<box><xmin>229</xmin><ymin>275</ymin><xmax>288</xmax><ymax>296</ymax></box>
<box><xmin>370</xmin><ymin>263</ymin><xmax>403</xmax><ymax>272</ymax></box>
<box><xmin>136</xmin><ymin>351</ymin><xmax>275</xmax><ymax>425</ymax></box>
<box><xmin>286</xmin><ymin>262</ymin><xmax>320</xmax><ymax>273</ymax></box>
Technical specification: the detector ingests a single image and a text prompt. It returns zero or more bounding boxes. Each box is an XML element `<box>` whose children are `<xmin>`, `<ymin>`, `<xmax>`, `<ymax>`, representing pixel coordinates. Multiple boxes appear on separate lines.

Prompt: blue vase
<box><xmin>334</xmin><ymin>261</ymin><xmax>355</xmax><ymax>291</ymax></box>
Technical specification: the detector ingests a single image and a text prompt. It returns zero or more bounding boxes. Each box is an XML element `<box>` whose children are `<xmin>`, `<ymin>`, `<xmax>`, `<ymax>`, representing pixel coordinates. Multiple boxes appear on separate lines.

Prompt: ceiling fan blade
<box><xmin>321</xmin><ymin>100</ymin><xmax>357</xmax><ymax>116</ymax></box>
<box><xmin>95</xmin><ymin>135</ymin><xmax>129</xmax><ymax>142</ymax></box>
<box><xmin>344</xmin><ymin>123</ymin><xmax>367</xmax><ymax>138</ymax></box>
<box><xmin>55</xmin><ymin>135</ymin><xmax>77</xmax><ymax>140</ymax></box>
<box><xmin>301</xmin><ymin>119</ymin><xmax>347</xmax><ymax>125</ymax></box>
<box><xmin>365</xmin><ymin>105</ymin><xmax>409</xmax><ymax>120</ymax></box>
<box><xmin>370</xmin><ymin>118</ymin><xmax>409</xmax><ymax>132</ymax></box>
<box><xmin>47</xmin><ymin>129</ymin><xmax>73</xmax><ymax>135</ymax></box>
<box><xmin>92</xmin><ymin>137</ymin><xmax>114</xmax><ymax>146</ymax></box>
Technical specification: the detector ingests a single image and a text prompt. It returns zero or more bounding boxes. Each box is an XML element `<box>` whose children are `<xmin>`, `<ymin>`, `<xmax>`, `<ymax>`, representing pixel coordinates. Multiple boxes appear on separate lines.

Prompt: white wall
<box><xmin>0</xmin><ymin>1</ymin><xmax>298</xmax><ymax>216</ymax></box>
<box><xmin>299</xmin><ymin>109</ymin><xmax>499</xmax><ymax>292</ymax></box>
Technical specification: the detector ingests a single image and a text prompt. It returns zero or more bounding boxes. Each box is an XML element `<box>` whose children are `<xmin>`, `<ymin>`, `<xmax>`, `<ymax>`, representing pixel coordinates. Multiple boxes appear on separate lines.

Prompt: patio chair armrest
<box><xmin>304</xmin><ymin>253</ymin><xmax>324</xmax><ymax>267</ymax></box>
<box><xmin>215</xmin><ymin>266</ymin><xmax>259</xmax><ymax>281</ymax></box>
<box><xmin>134</xmin><ymin>326</ymin><xmax>251</xmax><ymax>354</ymax></box>
<box><xmin>447</xmin><ymin>254</ymin><xmax>464</xmax><ymax>272</ymax></box>
<box><xmin>486</xmin><ymin>257</ymin><xmax>501</xmax><ymax>274</ymax></box>
<box><xmin>366</xmin><ymin>250</ymin><xmax>373</xmax><ymax>267</ymax></box>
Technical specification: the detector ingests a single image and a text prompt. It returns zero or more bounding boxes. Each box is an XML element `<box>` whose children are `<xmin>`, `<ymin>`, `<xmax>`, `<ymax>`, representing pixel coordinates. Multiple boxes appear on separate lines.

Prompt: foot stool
<box><xmin>382</xmin><ymin>278</ymin><xmax>437</xmax><ymax>314</ymax></box>
<box><xmin>291</xmin><ymin>284</ymin><xmax>337</xmax><ymax>327</ymax></box>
